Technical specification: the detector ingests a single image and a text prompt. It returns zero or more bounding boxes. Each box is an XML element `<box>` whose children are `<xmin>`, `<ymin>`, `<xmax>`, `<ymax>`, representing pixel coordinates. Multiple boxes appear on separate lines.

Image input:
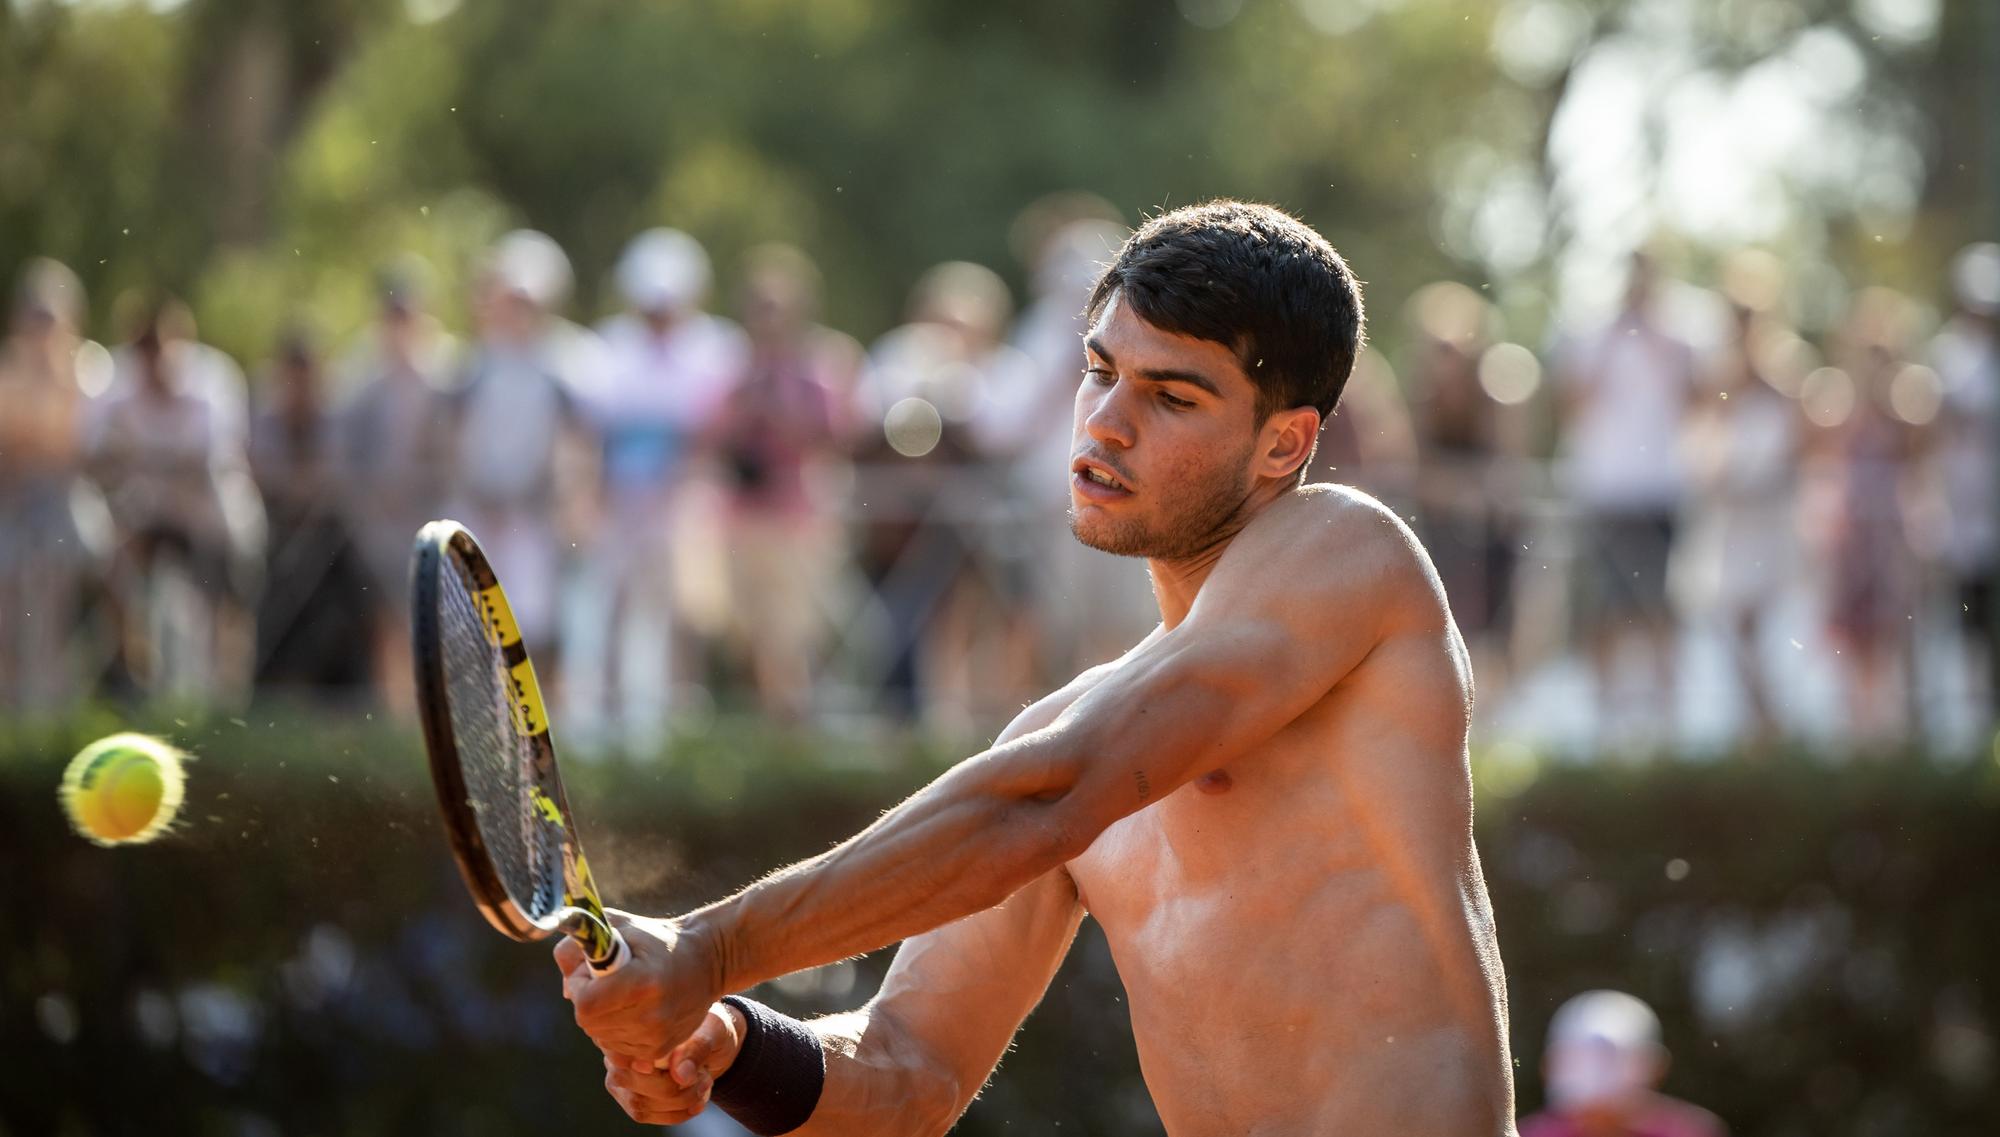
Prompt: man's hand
<box><xmin>599</xmin><ymin>1002</ymin><xmax>746</xmax><ymax>1126</ymax></box>
<box><xmin>555</xmin><ymin>908</ymin><xmax>725</xmax><ymax>1069</ymax></box>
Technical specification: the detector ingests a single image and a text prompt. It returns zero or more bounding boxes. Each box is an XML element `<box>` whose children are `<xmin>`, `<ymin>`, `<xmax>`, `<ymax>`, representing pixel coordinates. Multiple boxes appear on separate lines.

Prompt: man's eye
<box><xmin>1083</xmin><ymin>367</ymin><xmax>1114</xmax><ymax>385</ymax></box>
<box><xmin>1159</xmin><ymin>392</ymin><xmax>1194</xmax><ymax>409</ymax></box>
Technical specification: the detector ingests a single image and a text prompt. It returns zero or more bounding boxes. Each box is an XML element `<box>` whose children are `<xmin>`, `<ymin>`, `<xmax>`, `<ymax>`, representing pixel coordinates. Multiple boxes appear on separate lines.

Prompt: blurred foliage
<box><xmin>3</xmin><ymin>0</ymin><xmax>1990</xmax><ymax>371</ymax></box>
<box><xmin>1</xmin><ymin>711</ymin><xmax>1997</xmax><ymax>1135</ymax></box>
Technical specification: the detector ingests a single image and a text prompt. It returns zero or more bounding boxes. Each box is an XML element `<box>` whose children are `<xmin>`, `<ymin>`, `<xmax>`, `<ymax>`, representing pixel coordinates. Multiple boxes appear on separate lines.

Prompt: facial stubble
<box><xmin>1068</xmin><ymin>436</ymin><xmax>1256</xmax><ymax>561</ymax></box>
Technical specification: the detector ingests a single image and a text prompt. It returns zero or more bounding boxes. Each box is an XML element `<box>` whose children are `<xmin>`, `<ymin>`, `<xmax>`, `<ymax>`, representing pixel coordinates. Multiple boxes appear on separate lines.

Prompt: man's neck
<box><xmin>1145</xmin><ymin>479</ymin><xmax>1298</xmax><ymax>628</ymax></box>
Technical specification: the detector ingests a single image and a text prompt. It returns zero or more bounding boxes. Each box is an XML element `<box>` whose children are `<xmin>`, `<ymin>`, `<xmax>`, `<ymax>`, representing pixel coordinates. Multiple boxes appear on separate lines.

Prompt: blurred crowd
<box><xmin>2</xmin><ymin>199</ymin><xmax>1996</xmax><ymax>756</ymax></box>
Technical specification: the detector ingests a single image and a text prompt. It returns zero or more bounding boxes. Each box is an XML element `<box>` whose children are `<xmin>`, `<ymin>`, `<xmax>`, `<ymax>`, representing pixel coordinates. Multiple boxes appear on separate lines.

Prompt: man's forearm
<box><xmin>686</xmin><ymin>734</ymin><xmax>1085</xmax><ymax>997</ymax></box>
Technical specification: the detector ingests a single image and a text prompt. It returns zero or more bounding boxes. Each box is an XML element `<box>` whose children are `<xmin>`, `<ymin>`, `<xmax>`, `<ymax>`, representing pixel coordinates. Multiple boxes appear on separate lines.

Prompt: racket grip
<box><xmin>588</xmin><ymin>926</ymin><xmax>631</xmax><ymax>975</ymax></box>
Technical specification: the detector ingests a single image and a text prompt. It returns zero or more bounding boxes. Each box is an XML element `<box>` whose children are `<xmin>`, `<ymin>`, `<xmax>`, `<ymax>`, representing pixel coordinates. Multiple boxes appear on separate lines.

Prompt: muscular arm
<box><xmin>574</xmin><ymin>490</ymin><xmax>1429</xmax><ymax>1063</ymax></box>
<box><xmin>601</xmin><ymin>696</ymin><xmax>1090</xmax><ymax>1134</ymax></box>
<box><xmin>683</xmin><ymin>491</ymin><xmax>1413</xmax><ymax>991</ymax></box>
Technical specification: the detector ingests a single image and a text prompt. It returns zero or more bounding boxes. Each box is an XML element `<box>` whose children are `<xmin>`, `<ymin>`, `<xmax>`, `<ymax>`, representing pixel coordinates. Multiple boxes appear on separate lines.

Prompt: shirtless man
<box><xmin>555</xmin><ymin>200</ymin><xmax>1517</xmax><ymax>1135</ymax></box>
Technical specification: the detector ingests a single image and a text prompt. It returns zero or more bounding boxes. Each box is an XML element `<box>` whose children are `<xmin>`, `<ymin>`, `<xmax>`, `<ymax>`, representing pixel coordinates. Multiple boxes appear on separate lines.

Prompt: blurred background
<box><xmin>2</xmin><ymin>0</ymin><xmax>1998</xmax><ymax>1133</ymax></box>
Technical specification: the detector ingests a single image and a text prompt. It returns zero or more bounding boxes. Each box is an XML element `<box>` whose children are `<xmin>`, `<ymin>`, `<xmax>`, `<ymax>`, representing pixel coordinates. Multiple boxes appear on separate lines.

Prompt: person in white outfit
<box><xmin>1556</xmin><ymin>253</ymin><xmax>1699</xmax><ymax>747</ymax></box>
<box><xmin>447</xmin><ymin>230</ymin><xmax>601</xmax><ymax>671</ymax></box>
<box><xmin>565</xmin><ymin>229</ymin><xmax>746</xmax><ymax>749</ymax></box>
<box><xmin>1671</xmin><ymin>252</ymin><xmax>1805</xmax><ymax>749</ymax></box>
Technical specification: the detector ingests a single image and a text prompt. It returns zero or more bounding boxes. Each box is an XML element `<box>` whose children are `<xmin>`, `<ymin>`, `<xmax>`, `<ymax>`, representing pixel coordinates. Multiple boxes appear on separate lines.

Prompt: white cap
<box><xmin>1950</xmin><ymin>242</ymin><xmax>2000</xmax><ymax>317</ymax></box>
<box><xmin>618</xmin><ymin>228</ymin><xmax>711</xmax><ymax>314</ymax></box>
<box><xmin>488</xmin><ymin>229</ymin><xmax>573</xmax><ymax>310</ymax></box>
<box><xmin>1544</xmin><ymin>990</ymin><xmax>1663</xmax><ymax>1111</ymax></box>
<box><xmin>1548</xmin><ymin>989</ymin><xmax>1662</xmax><ymax>1052</ymax></box>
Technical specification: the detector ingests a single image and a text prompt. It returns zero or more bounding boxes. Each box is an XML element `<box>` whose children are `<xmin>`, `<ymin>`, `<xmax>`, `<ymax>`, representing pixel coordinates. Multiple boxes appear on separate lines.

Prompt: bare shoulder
<box><xmin>1216</xmin><ymin>483</ymin><xmax>1445</xmax><ymax>625</ymax></box>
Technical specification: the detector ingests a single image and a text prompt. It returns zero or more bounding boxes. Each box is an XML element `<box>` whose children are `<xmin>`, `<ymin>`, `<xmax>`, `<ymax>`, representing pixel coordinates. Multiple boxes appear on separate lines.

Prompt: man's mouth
<box><xmin>1072</xmin><ymin>458</ymin><xmax>1132</xmax><ymax>496</ymax></box>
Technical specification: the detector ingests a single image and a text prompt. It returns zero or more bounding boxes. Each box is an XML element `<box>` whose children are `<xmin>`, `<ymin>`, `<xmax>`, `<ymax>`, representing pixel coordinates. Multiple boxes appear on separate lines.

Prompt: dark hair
<box><xmin>1085</xmin><ymin>200</ymin><xmax>1365</xmax><ymax>422</ymax></box>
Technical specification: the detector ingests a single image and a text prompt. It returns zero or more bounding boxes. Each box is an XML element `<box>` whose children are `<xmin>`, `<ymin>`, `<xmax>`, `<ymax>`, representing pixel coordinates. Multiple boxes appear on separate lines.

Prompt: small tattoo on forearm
<box><xmin>1134</xmin><ymin>769</ymin><xmax>1151</xmax><ymax>800</ymax></box>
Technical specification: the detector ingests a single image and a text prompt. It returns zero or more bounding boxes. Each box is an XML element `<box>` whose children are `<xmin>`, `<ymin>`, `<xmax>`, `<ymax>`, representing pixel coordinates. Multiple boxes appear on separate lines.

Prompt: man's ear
<box><xmin>1254</xmin><ymin>406</ymin><xmax>1322</xmax><ymax>482</ymax></box>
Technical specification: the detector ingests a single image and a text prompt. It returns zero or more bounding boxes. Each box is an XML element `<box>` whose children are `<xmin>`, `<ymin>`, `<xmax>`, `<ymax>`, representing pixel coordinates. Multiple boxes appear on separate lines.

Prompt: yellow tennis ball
<box><xmin>59</xmin><ymin>733</ymin><xmax>189</xmax><ymax>846</ymax></box>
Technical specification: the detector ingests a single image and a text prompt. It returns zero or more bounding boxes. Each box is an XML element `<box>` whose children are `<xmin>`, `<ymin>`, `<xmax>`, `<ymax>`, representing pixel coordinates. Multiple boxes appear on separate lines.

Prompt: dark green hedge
<box><xmin>2</xmin><ymin>712</ymin><xmax>1996</xmax><ymax>1136</ymax></box>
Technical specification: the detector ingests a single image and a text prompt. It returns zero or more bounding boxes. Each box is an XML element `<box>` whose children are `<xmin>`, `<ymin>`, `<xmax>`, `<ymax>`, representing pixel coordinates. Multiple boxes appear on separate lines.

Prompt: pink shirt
<box><xmin>1520</xmin><ymin>1095</ymin><xmax>1726</xmax><ymax>1137</ymax></box>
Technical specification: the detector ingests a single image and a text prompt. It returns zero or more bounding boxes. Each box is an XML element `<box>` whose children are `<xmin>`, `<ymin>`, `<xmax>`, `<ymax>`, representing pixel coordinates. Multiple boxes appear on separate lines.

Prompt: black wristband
<box><xmin>712</xmin><ymin>995</ymin><xmax>826</xmax><ymax>1135</ymax></box>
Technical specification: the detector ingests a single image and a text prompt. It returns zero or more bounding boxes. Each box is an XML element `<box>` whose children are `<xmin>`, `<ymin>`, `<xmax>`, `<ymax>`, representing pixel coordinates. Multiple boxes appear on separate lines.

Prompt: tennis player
<box><xmin>556</xmin><ymin>200</ymin><xmax>1517</xmax><ymax>1135</ymax></box>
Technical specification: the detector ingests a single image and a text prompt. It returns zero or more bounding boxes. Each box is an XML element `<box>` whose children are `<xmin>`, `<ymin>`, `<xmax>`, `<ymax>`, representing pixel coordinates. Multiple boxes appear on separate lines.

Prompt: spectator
<box><xmin>1556</xmin><ymin>252</ymin><xmax>1700</xmax><ymax>749</ymax></box>
<box><xmin>996</xmin><ymin>217</ymin><xmax>1125</xmax><ymax>481</ymax></box>
<box><xmin>1929</xmin><ymin>242</ymin><xmax>2000</xmax><ymax>727</ymax></box>
<box><xmin>334</xmin><ymin>258</ymin><xmax>459</xmax><ymax>710</ymax></box>
<box><xmin>1671</xmin><ymin>252</ymin><xmax>1807</xmax><ymax>749</ymax></box>
<box><xmin>854</xmin><ymin>262</ymin><xmax>1037</xmax><ymax>724</ymax></box>
<box><xmin>97</xmin><ymin>294</ymin><xmax>252</xmax><ymax>459</ymax></box>
<box><xmin>249</xmin><ymin>328</ymin><xmax>375</xmax><ymax>695</ymax></box>
<box><xmin>708</xmin><ymin>243</ymin><xmax>858</xmax><ymax>721</ymax></box>
<box><xmin>1520</xmin><ymin>990</ymin><xmax>1725</xmax><ymax>1137</ymax></box>
<box><xmin>1007</xmin><ymin>215</ymin><xmax>1158</xmax><ymax>684</ymax></box>
<box><xmin>1310</xmin><ymin>346</ymin><xmax>1417</xmax><ymax>510</ymax></box>
<box><xmin>0</xmin><ymin>259</ymin><xmax>108</xmax><ymax>710</ymax></box>
<box><xmin>565</xmin><ymin>228</ymin><xmax>743</xmax><ymax>747</ymax></box>
<box><xmin>1397</xmin><ymin>282</ymin><xmax>1522</xmax><ymax>691</ymax></box>
<box><xmin>85</xmin><ymin>297</ymin><xmax>265</xmax><ymax>701</ymax></box>
<box><xmin>1814</xmin><ymin>288</ymin><xmax>1932</xmax><ymax>746</ymax></box>
<box><xmin>445</xmin><ymin>230</ymin><xmax>600</xmax><ymax>666</ymax></box>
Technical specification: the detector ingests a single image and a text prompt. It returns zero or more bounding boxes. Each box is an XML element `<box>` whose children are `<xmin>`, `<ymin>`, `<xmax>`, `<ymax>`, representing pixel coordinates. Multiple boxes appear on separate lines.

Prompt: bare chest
<box><xmin>1065</xmin><ymin>730</ymin><xmax>1369</xmax><ymax>939</ymax></box>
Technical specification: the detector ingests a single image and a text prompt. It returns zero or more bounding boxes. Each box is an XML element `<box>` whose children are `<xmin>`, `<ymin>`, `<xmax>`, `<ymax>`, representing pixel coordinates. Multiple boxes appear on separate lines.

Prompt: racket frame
<box><xmin>410</xmin><ymin>519</ymin><xmax>624</xmax><ymax>969</ymax></box>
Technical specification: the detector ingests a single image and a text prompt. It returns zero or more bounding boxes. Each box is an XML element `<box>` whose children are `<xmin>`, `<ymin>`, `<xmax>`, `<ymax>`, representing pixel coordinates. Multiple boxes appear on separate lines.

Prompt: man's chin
<box><xmin>1068</xmin><ymin>513</ymin><xmax>1152</xmax><ymax>559</ymax></box>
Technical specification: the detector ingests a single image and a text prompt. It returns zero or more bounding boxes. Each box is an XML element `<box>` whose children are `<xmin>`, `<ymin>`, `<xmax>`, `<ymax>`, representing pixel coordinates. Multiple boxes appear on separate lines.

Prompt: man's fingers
<box><xmin>552</xmin><ymin>936</ymin><xmax>585</xmax><ymax>981</ymax></box>
<box><xmin>569</xmin><ymin>913</ymin><xmax>641</xmax><ymax>1014</ymax></box>
<box><xmin>569</xmin><ymin>958</ymin><xmax>638</xmax><ymax>1021</ymax></box>
<box><xmin>662</xmin><ymin>1006</ymin><xmax>733</xmax><ymax>1084</ymax></box>
<box><xmin>591</xmin><ymin>1031</ymin><xmax>666</xmax><ymax>1061</ymax></box>
<box><xmin>605</xmin><ymin>1060</ymin><xmax>712</xmax><ymax>1121</ymax></box>
<box><xmin>662</xmin><ymin>1026</ymin><xmax>715</xmax><ymax>1085</ymax></box>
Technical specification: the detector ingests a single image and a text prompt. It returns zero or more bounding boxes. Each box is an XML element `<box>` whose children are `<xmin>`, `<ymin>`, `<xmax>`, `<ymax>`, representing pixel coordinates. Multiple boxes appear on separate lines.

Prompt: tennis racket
<box><xmin>410</xmin><ymin>519</ymin><xmax>628</xmax><ymax>973</ymax></box>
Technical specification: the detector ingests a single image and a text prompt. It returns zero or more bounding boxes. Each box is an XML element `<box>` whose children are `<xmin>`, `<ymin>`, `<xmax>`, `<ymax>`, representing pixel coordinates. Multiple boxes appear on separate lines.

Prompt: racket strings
<box><xmin>437</xmin><ymin>558</ymin><xmax>562</xmax><ymax>921</ymax></box>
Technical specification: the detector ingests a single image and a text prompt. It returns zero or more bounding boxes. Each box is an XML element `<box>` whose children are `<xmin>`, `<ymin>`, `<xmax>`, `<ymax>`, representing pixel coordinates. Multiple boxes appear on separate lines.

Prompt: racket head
<box><xmin>410</xmin><ymin>520</ymin><xmax>618</xmax><ymax>962</ymax></box>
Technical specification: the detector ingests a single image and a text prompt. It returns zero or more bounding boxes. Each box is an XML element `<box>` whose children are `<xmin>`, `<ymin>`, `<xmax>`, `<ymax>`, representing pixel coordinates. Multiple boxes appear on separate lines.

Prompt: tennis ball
<box><xmin>59</xmin><ymin>733</ymin><xmax>189</xmax><ymax>846</ymax></box>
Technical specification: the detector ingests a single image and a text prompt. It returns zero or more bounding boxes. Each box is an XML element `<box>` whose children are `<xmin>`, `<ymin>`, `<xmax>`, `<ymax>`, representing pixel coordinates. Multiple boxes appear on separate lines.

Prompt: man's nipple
<box><xmin>1195</xmin><ymin>770</ymin><xmax>1233</xmax><ymax>795</ymax></box>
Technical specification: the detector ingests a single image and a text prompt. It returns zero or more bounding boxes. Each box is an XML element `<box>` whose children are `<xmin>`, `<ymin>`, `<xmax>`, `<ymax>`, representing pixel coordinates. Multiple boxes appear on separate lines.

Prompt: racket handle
<box><xmin>587</xmin><ymin>926</ymin><xmax>631</xmax><ymax>975</ymax></box>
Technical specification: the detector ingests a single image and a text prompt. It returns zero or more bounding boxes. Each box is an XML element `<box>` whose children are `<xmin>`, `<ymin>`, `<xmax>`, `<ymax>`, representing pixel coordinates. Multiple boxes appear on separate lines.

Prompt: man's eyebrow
<box><xmin>1084</xmin><ymin>336</ymin><xmax>1223</xmax><ymax>397</ymax></box>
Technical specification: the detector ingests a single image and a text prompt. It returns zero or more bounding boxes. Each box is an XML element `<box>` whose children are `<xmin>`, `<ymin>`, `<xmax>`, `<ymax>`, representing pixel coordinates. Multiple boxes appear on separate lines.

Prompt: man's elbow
<box><xmin>974</xmin><ymin>740</ymin><xmax>1099</xmax><ymax>873</ymax></box>
<box><xmin>856</xmin><ymin>1014</ymin><xmax>968</xmax><ymax>1137</ymax></box>
<box><xmin>906</xmin><ymin>1062</ymin><xmax>966</xmax><ymax>1137</ymax></box>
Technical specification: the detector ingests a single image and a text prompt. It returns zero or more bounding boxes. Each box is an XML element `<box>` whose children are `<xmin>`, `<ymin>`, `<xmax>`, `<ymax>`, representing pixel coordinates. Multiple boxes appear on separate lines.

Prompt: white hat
<box><xmin>1548</xmin><ymin>989</ymin><xmax>1662</xmax><ymax>1052</ymax></box>
<box><xmin>1545</xmin><ymin>990</ymin><xmax>1663</xmax><ymax>1110</ymax></box>
<box><xmin>488</xmin><ymin>229</ymin><xmax>573</xmax><ymax>309</ymax></box>
<box><xmin>618</xmin><ymin>228</ymin><xmax>711</xmax><ymax>314</ymax></box>
<box><xmin>1950</xmin><ymin>242</ymin><xmax>2000</xmax><ymax>317</ymax></box>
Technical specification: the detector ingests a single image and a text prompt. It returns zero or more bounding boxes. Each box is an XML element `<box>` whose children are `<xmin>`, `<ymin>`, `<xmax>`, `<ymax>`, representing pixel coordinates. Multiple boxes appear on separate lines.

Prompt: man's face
<box><xmin>1070</xmin><ymin>291</ymin><xmax>1262</xmax><ymax>560</ymax></box>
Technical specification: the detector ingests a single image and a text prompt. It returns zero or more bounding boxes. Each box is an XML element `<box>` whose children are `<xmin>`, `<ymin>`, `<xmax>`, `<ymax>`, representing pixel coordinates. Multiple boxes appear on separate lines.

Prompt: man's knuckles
<box><xmin>608</xmin><ymin>1067</ymin><xmax>709</xmax><ymax>1114</ymax></box>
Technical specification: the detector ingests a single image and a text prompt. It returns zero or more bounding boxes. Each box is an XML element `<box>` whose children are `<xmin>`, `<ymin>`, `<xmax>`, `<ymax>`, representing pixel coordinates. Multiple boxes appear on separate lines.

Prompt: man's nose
<box><xmin>1079</xmin><ymin>379</ymin><xmax>1137</xmax><ymax>449</ymax></box>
